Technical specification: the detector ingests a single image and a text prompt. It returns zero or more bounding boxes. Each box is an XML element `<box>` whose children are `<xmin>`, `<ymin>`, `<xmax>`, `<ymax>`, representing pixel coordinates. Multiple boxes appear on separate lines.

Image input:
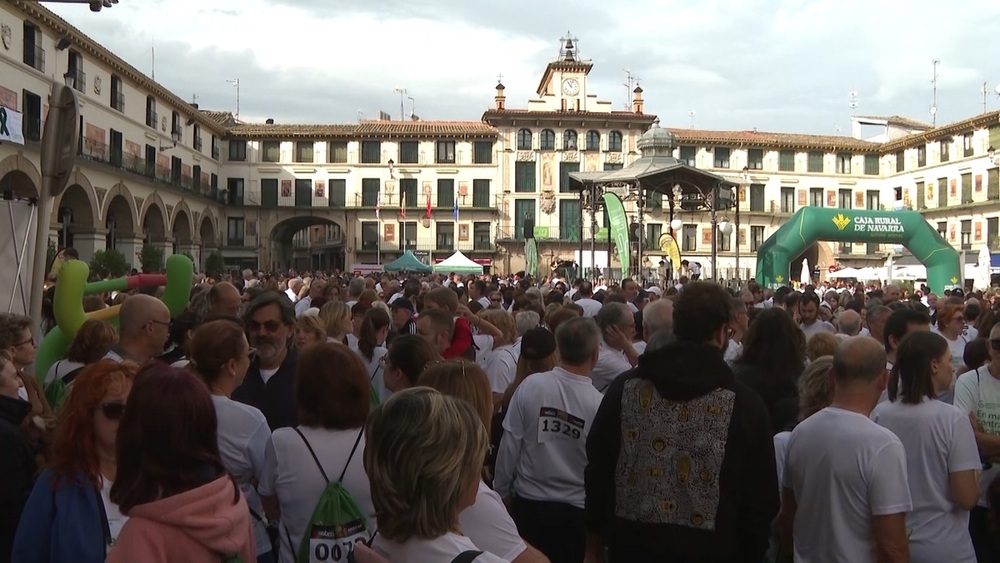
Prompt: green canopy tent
<box><xmin>383</xmin><ymin>250</ymin><xmax>432</xmax><ymax>273</ymax></box>
<box><xmin>432</xmin><ymin>251</ymin><xmax>484</xmax><ymax>275</ymax></box>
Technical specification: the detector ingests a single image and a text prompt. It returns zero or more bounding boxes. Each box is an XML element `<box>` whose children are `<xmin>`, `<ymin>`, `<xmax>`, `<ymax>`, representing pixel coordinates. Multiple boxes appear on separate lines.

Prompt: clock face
<box><xmin>562</xmin><ymin>78</ymin><xmax>580</xmax><ymax>96</ymax></box>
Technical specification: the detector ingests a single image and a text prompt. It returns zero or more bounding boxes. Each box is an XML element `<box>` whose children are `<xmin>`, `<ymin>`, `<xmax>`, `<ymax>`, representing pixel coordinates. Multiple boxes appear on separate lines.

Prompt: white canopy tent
<box><xmin>432</xmin><ymin>251</ymin><xmax>484</xmax><ymax>275</ymax></box>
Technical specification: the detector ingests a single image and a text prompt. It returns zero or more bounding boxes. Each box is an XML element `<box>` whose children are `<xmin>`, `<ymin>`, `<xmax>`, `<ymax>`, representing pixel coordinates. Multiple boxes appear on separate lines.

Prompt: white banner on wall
<box><xmin>0</xmin><ymin>107</ymin><xmax>25</xmax><ymax>145</ymax></box>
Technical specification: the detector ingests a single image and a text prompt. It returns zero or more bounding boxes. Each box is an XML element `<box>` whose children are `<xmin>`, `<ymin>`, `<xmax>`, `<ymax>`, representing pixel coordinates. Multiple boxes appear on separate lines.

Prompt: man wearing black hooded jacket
<box><xmin>584</xmin><ymin>281</ymin><xmax>779</xmax><ymax>562</ymax></box>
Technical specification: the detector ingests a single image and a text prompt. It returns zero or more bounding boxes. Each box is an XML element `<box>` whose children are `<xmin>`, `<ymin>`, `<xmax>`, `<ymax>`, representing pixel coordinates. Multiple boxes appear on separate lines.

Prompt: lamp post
<box><xmin>710</xmin><ymin>183</ymin><xmax>719</xmax><ymax>281</ymax></box>
<box><xmin>738</xmin><ymin>166</ymin><xmax>747</xmax><ymax>283</ymax></box>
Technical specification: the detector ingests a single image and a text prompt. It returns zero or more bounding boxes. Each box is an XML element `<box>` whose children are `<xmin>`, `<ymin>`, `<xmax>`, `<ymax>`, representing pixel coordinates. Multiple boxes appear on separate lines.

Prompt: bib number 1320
<box><xmin>537</xmin><ymin>407</ymin><xmax>585</xmax><ymax>442</ymax></box>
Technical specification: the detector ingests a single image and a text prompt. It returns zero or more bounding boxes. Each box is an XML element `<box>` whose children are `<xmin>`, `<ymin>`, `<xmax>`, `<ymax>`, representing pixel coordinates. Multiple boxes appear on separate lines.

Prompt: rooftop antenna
<box><xmin>849</xmin><ymin>88</ymin><xmax>858</xmax><ymax>117</ymax></box>
<box><xmin>393</xmin><ymin>88</ymin><xmax>407</xmax><ymax>121</ymax></box>
<box><xmin>983</xmin><ymin>82</ymin><xmax>990</xmax><ymax>113</ymax></box>
<box><xmin>407</xmin><ymin>96</ymin><xmax>418</xmax><ymax>121</ymax></box>
<box><xmin>226</xmin><ymin>78</ymin><xmax>240</xmax><ymax>120</ymax></box>
<box><xmin>688</xmin><ymin>110</ymin><xmax>695</xmax><ymax>129</ymax></box>
<box><xmin>623</xmin><ymin>69</ymin><xmax>635</xmax><ymax>111</ymax></box>
<box><xmin>191</xmin><ymin>93</ymin><xmax>199</xmax><ymax>106</ymax></box>
<box><xmin>930</xmin><ymin>59</ymin><xmax>940</xmax><ymax>126</ymax></box>
<box><xmin>150</xmin><ymin>37</ymin><xmax>155</xmax><ymax>80</ymax></box>
<box><xmin>357</xmin><ymin>110</ymin><xmax>364</xmax><ymax>123</ymax></box>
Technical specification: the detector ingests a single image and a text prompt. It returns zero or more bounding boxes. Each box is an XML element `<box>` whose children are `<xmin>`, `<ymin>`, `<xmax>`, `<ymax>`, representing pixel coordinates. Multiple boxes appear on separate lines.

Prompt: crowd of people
<box><xmin>1</xmin><ymin>259</ymin><xmax>999</xmax><ymax>562</ymax></box>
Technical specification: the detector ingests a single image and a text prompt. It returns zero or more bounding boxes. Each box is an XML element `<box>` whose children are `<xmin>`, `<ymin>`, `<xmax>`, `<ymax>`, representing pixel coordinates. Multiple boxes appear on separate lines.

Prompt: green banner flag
<box><xmin>602</xmin><ymin>192</ymin><xmax>630</xmax><ymax>276</ymax></box>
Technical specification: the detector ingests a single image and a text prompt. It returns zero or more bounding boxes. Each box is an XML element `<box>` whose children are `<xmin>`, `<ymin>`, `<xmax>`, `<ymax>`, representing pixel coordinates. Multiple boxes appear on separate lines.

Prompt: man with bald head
<box><xmin>208</xmin><ymin>281</ymin><xmax>242</xmax><ymax>316</ymax></box>
<box><xmin>107</xmin><ymin>294</ymin><xmax>172</xmax><ymax>365</ymax></box>
<box><xmin>634</xmin><ymin>297</ymin><xmax>674</xmax><ymax>355</ymax></box>
<box><xmin>780</xmin><ymin>337</ymin><xmax>911</xmax><ymax>562</ymax></box>
<box><xmin>837</xmin><ymin>309</ymin><xmax>862</xmax><ymax>337</ymax></box>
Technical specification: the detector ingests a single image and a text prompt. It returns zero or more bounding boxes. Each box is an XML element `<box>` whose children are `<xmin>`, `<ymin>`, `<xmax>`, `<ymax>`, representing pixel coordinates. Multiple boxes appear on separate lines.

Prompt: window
<box><xmin>961</xmin><ymin>220</ymin><xmax>972</xmax><ymax>250</ymax></box>
<box><xmin>585</xmin><ymin>130</ymin><xmax>600</xmax><ymax>151</ymax></box>
<box><xmin>67</xmin><ymin>50</ymin><xmax>85</xmax><ymax>93</ymax></box>
<box><xmin>109</xmin><ymin>129</ymin><xmax>123</xmax><ymax>167</ymax></box>
<box><xmin>261</xmin><ymin>179</ymin><xmax>279</xmax><ymax>208</ymax></box>
<box><xmin>916</xmin><ymin>181</ymin><xmax>925</xmax><ymax>209</ymax></box>
<box><xmin>838</xmin><ymin>189</ymin><xmax>852</xmax><ymax>209</ymax></box>
<box><xmin>514</xmin><ymin>161</ymin><xmax>536</xmax><ymax>192</ymax></box>
<box><xmin>895</xmin><ymin>150</ymin><xmax>905</xmax><ymax>173</ymax></box>
<box><xmin>170</xmin><ymin>156</ymin><xmax>182</xmax><ymax>185</ymax></box>
<box><xmin>717</xmin><ymin>229</ymin><xmax>731</xmax><ymax>251</ymax></box>
<box><xmin>192</xmin><ymin>125</ymin><xmax>202</xmax><ymax>152</ymax></box>
<box><xmin>603</xmin><ymin>163</ymin><xmax>623</xmax><ymax>171</ymax></box>
<box><xmin>473</xmin><ymin>141</ymin><xmax>492</xmax><ymax>164</ymax></box>
<box><xmin>749</xmin><ymin>184</ymin><xmax>765</xmax><ymax>212</ymax></box>
<box><xmin>227</xmin><ymin>178</ymin><xmax>245</xmax><ymax>205</ymax></box>
<box><xmin>682</xmin><ymin>224</ymin><xmax>697</xmax><ymax>251</ymax></box>
<box><xmin>328</xmin><ymin>141</ymin><xmax>348</xmax><ymax>163</ymax></box>
<box><xmin>940</xmin><ymin>139</ymin><xmax>950</xmax><ymax>163</ymax></box>
<box><xmin>517</xmin><ymin>129</ymin><xmax>532</xmax><ymax>150</ymax></box>
<box><xmin>295</xmin><ymin>179</ymin><xmax>312</xmax><ymax>207</ymax></box>
<box><xmin>171</xmin><ymin>111</ymin><xmax>181</xmax><ymax>138</ymax></box>
<box><xmin>836</xmin><ymin>153</ymin><xmax>851</xmax><ymax>174</ymax></box>
<box><xmin>779</xmin><ymin>150</ymin><xmax>795</xmax><ymax>172</ymax></box>
<box><xmin>437</xmin><ymin>179</ymin><xmax>455</xmax><ymax>208</ymax></box>
<box><xmin>645</xmin><ymin>223</ymin><xmax>663</xmax><ymax>249</ymax></box>
<box><xmin>540</xmin><ymin>130</ymin><xmax>555</xmax><ymax>150</ymax></box>
<box><xmin>192</xmin><ymin>165</ymin><xmax>201</xmax><ymax>191</ymax></box>
<box><xmin>938</xmin><ymin>177</ymin><xmax>949</xmax><ymax>208</ymax></box>
<box><xmin>21</xmin><ymin>90</ymin><xmax>41</xmax><ymax>142</ymax></box>
<box><xmin>679</xmin><ymin>146</ymin><xmax>696</xmax><ymax>166</ymax></box>
<box><xmin>110</xmin><ymin>75</ymin><xmax>124</xmax><ymax>112</ymax></box>
<box><xmin>229</xmin><ymin>140</ymin><xmax>247</xmax><ymax>161</ymax></box>
<box><xmin>559</xmin><ymin>162</ymin><xmax>579</xmax><ymax>193</ymax></box>
<box><xmin>807</xmin><ymin>151</ymin><xmax>824</xmax><ymax>173</ymax></box>
<box><xmin>145</xmin><ymin>96</ymin><xmax>157</xmax><ymax>128</ymax></box>
<box><xmin>472</xmin><ymin>179</ymin><xmax>490</xmax><ymax>208</ymax></box>
<box><xmin>608</xmin><ymin>131</ymin><xmax>623</xmax><ymax>152</ymax></box>
<box><xmin>22</xmin><ymin>23</ymin><xmax>44</xmax><ymax>72</ymax></box>
<box><xmin>751</xmin><ymin>226</ymin><xmax>765</xmax><ymax>252</ymax></box>
<box><xmin>866</xmin><ymin>190</ymin><xmax>880</xmax><ymax>211</ymax></box>
<box><xmin>937</xmin><ymin>222</ymin><xmax>947</xmax><ymax>239</ymax></box>
<box><xmin>262</xmin><ymin>141</ymin><xmax>280</xmax><ymax>163</ymax></box>
<box><xmin>714</xmin><ymin>147</ymin><xmax>731</xmax><ymax>169</ymax></box>
<box><xmin>559</xmin><ymin>200</ymin><xmax>581</xmax><ymax>241</ymax></box>
<box><xmin>917</xmin><ymin>144</ymin><xmax>927</xmax><ymax>167</ymax></box>
<box><xmin>361</xmin><ymin>222</ymin><xmax>379</xmax><ymax>251</ymax></box>
<box><xmin>990</xmin><ymin>218</ymin><xmax>1000</xmax><ymax>250</ymax></box>
<box><xmin>809</xmin><ymin>187</ymin><xmax>824</xmax><ymax>207</ymax></box>
<box><xmin>964</xmin><ymin>133</ymin><xmax>975</xmax><ymax>157</ymax></box>
<box><xmin>361</xmin><ymin>141</ymin><xmax>381</xmax><ymax>164</ymax></box>
<box><xmin>474</xmin><ymin>222</ymin><xmax>491</xmax><ymax>250</ymax></box>
<box><xmin>990</xmin><ymin>169</ymin><xmax>1000</xmax><ymax>200</ymax></box>
<box><xmin>436</xmin><ymin>222</ymin><xmax>455</xmax><ymax>251</ymax></box>
<box><xmin>400</xmin><ymin>222</ymin><xmax>417</xmax><ymax>250</ymax></box>
<box><xmin>328</xmin><ymin>179</ymin><xmax>346</xmax><ymax>208</ymax></box>
<box><xmin>144</xmin><ymin>144</ymin><xmax>155</xmax><ymax>178</ymax></box>
<box><xmin>747</xmin><ymin>148</ymin><xmax>763</xmax><ymax>170</ymax></box>
<box><xmin>361</xmin><ymin>178</ymin><xmax>380</xmax><ymax>207</ymax></box>
<box><xmin>295</xmin><ymin>141</ymin><xmax>314</xmax><ymax>163</ymax></box>
<box><xmin>864</xmin><ymin>154</ymin><xmax>879</xmax><ymax>175</ymax></box>
<box><xmin>514</xmin><ymin>200</ymin><xmax>535</xmax><ymax>239</ymax></box>
<box><xmin>563</xmin><ymin>130</ymin><xmax>578</xmax><ymax>151</ymax></box>
<box><xmin>780</xmin><ymin>187</ymin><xmax>795</xmax><ymax>213</ymax></box>
<box><xmin>435</xmin><ymin>140</ymin><xmax>456</xmax><ymax>164</ymax></box>
<box><xmin>962</xmin><ymin>173</ymin><xmax>973</xmax><ymax>204</ymax></box>
<box><xmin>840</xmin><ymin>241</ymin><xmax>853</xmax><ymax>254</ymax></box>
<box><xmin>400</xmin><ymin>178</ymin><xmax>418</xmax><ymax>208</ymax></box>
<box><xmin>211</xmin><ymin>136</ymin><xmax>218</xmax><ymax>160</ymax></box>
<box><xmin>227</xmin><ymin>218</ymin><xmax>244</xmax><ymax>246</ymax></box>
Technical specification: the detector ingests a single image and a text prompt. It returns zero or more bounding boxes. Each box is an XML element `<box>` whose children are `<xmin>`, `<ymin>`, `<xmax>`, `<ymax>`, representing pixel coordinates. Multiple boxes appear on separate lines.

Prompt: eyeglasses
<box><xmin>244</xmin><ymin>347</ymin><xmax>257</xmax><ymax>361</ymax></box>
<box><xmin>249</xmin><ymin>320</ymin><xmax>284</xmax><ymax>333</ymax></box>
<box><xmin>490</xmin><ymin>298</ymin><xmax>502</xmax><ymax>302</ymax></box>
<box><xmin>13</xmin><ymin>337</ymin><xmax>35</xmax><ymax>348</ymax></box>
<box><xmin>148</xmin><ymin>319</ymin><xmax>170</xmax><ymax>329</ymax></box>
<box><xmin>99</xmin><ymin>402</ymin><xmax>127</xmax><ymax>421</ymax></box>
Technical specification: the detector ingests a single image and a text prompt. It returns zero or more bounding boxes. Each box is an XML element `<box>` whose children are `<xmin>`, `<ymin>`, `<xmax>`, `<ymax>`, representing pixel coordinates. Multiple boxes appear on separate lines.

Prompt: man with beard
<box><xmin>233</xmin><ymin>291</ymin><xmax>299</xmax><ymax>430</ymax></box>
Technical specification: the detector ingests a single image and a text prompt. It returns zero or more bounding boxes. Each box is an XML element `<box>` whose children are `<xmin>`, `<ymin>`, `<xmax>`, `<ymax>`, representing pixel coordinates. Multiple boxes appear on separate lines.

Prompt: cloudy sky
<box><xmin>48</xmin><ymin>0</ymin><xmax>1000</xmax><ymax>135</ymax></box>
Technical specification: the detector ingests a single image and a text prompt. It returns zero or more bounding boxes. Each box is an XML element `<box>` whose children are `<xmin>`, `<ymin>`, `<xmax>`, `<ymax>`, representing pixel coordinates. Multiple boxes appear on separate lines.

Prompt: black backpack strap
<box><xmin>370</xmin><ymin>363</ymin><xmax>382</xmax><ymax>383</ymax></box>
<box><xmin>94</xmin><ymin>483</ymin><xmax>112</xmax><ymax>552</ymax></box>
<box><xmin>293</xmin><ymin>427</ymin><xmax>331</xmax><ymax>484</ymax></box>
<box><xmin>451</xmin><ymin>551</ymin><xmax>483</xmax><ymax>563</ymax></box>
<box><xmin>338</xmin><ymin>429</ymin><xmax>364</xmax><ymax>483</ymax></box>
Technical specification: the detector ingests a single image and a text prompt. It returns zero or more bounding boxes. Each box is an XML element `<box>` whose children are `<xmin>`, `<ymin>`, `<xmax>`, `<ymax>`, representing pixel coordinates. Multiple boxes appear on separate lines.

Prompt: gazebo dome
<box><xmin>637</xmin><ymin>118</ymin><xmax>677</xmax><ymax>157</ymax></box>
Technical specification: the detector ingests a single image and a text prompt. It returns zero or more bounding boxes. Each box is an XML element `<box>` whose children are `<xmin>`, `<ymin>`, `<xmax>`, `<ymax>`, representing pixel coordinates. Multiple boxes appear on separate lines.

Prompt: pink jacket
<box><xmin>108</xmin><ymin>475</ymin><xmax>256</xmax><ymax>563</ymax></box>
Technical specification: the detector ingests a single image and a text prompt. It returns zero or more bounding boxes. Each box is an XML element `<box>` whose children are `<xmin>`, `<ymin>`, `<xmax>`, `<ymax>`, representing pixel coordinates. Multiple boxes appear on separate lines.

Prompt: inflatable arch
<box><xmin>36</xmin><ymin>254</ymin><xmax>194</xmax><ymax>387</ymax></box>
<box><xmin>755</xmin><ymin>208</ymin><xmax>962</xmax><ymax>294</ymax></box>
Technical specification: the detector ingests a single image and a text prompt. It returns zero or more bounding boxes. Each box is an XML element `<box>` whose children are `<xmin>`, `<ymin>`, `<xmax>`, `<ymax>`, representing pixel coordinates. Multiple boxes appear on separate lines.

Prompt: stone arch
<box><xmin>270</xmin><ymin>215</ymin><xmax>345</xmax><ymax>272</ymax></box>
<box><xmin>100</xmin><ymin>183</ymin><xmax>140</xmax><ymax>235</ymax></box>
<box><xmin>0</xmin><ymin>154</ymin><xmax>41</xmax><ymax>199</ymax></box>
<box><xmin>756</xmin><ymin>208</ymin><xmax>961</xmax><ymax>293</ymax></box>
<box><xmin>199</xmin><ymin>209</ymin><xmax>218</xmax><ymax>246</ymax></box>
<box><xmin>171</xmin><ymin>200</ymin><xmax>195</xmax><ymax>245</ymax></box>
<box><xmin>139</xmin><ymin>192</ymin><xmax>168</xmax><ymax>240</ymax></box>
<box><xmin>52</xmin><ymin>170</ymin><xmax>99</xmax><ymax>228</ymax></box>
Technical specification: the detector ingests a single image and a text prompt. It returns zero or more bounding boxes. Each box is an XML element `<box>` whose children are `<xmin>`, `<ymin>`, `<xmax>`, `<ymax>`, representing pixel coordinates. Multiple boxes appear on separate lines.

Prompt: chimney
<box><xmin>265</xmin><ymin>118</ymin><xmax>274</xmax><ymax>125</ymax></box>
<box><xmin>632</xmin><ymin>85</ymin><xmax>644</xmax><ymax>114</ymax></box>
<box><xmin>495</xmin><ymin>82</ymin><xmax>506</xmax><ymax>110</ymax></box>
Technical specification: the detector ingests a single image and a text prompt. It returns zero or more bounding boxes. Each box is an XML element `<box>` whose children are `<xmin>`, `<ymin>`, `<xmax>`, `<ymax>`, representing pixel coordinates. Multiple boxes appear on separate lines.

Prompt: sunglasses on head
<box><xmin>99</xmin><ymin>402</ymin><xmax>126</xmax><ymax>420</ymax></box>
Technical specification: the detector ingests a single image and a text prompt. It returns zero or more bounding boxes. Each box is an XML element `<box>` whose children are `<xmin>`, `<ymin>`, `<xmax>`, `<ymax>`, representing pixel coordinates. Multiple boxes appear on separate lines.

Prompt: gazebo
<box><xmin>383</xmin><ymin>250</ymin><xmax>432</xmax><ymax>274</ymax></box>
<box><xmin>569</xmin><ymin>118</ymin><xmax>738</xmax><ymax>280</ymax></box>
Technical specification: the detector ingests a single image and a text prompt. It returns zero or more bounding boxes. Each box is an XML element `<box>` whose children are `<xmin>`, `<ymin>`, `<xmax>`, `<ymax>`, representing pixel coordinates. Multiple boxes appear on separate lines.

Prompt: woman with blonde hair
<box><xmin>418</xmin><ymin>362</ymin><xmax>548</xmax><ymax>563</ymax></box>
<box><xmin>294</xmin><ymin>313</ymin><xmax>326</xmax><ymax>351</ymax></box>
<box><xmin>805</xmin><ymin>331</ymin><xmax>839</xmax><ymax>362</ymax></box>
<box><xmin>367</xmin><ymin>388</ymin><xmax>506</xmax><ymax>562</ymax></box>
<box><xmin>479</xmin><ymin>309</ymin><xmax>517</xmax><ymax>410</ymax></box>
<box><xmin>319</xmin><ymin>301</ymin><xmax>351</xmax><ymax>345</ymax></box>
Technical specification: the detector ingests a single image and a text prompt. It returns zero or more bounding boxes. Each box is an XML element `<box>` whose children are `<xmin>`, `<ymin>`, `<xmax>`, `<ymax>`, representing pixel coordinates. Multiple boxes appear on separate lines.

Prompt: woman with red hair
<box><xmin>12</xmin><ymin>360</ymin><xmax>138</xmax><ymax>563</ymax></box>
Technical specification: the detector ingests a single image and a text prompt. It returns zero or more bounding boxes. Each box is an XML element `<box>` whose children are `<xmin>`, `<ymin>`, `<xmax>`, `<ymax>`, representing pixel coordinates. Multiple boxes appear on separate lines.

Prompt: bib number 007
<box><xmin>309</xmin><ymin>532</ymin><xmax>367</xmax><ymax>562</ymax></box>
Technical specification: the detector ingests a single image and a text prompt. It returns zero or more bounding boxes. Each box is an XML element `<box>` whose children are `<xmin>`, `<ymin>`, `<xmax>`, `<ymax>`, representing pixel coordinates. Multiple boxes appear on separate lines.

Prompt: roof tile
<box><xmin>226</xmin><ymin>120</ymin><xmax>497</xmax><ymax>139</ymax></box>
<box><xmin>666</xmin><ymin>128</ymin><xmax>881</xmax><ymax>151</ymax></box>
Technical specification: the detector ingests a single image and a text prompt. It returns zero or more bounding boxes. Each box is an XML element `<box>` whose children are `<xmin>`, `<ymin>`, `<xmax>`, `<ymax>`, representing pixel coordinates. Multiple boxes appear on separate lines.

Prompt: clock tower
<box><xmin>535</xmin><ymin>32</ymin><xmax>594</xmax><ymax>112</ymax></box>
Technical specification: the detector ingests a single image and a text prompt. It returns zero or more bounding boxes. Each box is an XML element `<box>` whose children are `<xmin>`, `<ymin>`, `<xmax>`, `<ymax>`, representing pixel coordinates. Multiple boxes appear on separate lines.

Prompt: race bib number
<box><xmin>307</xmin><ymin>520</ymin><xmax>368</xmax><ymax>562</ymax></box>
<box><xmin>537</xmin><ymin>407</ymin><xmax>585</xmax><ymax>442</ymax></box>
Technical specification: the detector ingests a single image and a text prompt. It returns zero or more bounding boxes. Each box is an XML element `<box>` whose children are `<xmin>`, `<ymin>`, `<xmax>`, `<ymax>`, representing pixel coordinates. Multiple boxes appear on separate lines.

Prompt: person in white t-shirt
<box><xmin>779</xmin><ymin>336</ymin><xmax>911</xmax><ymax>563</ymax></box>
<box><xmin>495</xmin><ymin>317</ymin><xmax>605</xmax><ymax>563</ymax></box>
<box><xmin>259</xmin><ymin>344</ymin><xmax>376</xmax><ymax>563</ymax></box>
<box><xmin>352</xmin><ymin>308</ymin><xmax>391</xmax><ymax>403</ymax></box>
<box><xmin>572</xmin><ymin>280</ymin><xmax>603</xmax><ymax>318</ymax></box>
<box><xmin>479</xmin><ymin>309</ymin><xmax>518</xmax><ymax>410</ymax></box>
<box><xmin>418</xmin><ymin>361</ymin><xmax>548</xmax><ymax>563</ymax></box>
<box><xmin>589</xmin><ymin>303</ymin><xmax>639</xmax><ymax>392</ymax></box>
<box><xmin>369</xmin><ymin>389</ymin><xmax>508</xmax><ymax>563</ymax></box>
<box><xmin>872</xmin><ymin>330</ymin><xmax>980</xmax><ymax>563</ymax></box>
<box><xmin>934</xmin><ymin>297</ymin><xmax>970</xmax><ymax>396</ymax></box>
<box><xmin>954</xmin><ymin>321</ymin><xmax>1000</xmax><ymax>562</ymax></box>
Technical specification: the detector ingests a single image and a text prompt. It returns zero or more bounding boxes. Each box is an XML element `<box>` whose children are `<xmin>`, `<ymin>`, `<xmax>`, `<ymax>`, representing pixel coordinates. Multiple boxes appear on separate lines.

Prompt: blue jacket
<box><xmin>12</xmin><ymin>469</ymin><xmax>108</xmax><ymax>563</ymax></box>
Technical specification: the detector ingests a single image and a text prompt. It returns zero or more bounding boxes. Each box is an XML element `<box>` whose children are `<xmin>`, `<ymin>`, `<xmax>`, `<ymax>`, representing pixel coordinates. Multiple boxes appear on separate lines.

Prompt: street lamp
<box><xmin>738</xmin><ymin>165</ymin><xmax>748</xmax><ymax>283</ymax></box>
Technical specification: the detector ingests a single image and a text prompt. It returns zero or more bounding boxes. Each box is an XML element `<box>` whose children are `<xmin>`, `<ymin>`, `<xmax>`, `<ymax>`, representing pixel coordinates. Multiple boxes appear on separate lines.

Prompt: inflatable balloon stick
<box><xmin>36</xmin><ymin>254</ymin><xmax>194</xmax><ymax>386</ymax></box>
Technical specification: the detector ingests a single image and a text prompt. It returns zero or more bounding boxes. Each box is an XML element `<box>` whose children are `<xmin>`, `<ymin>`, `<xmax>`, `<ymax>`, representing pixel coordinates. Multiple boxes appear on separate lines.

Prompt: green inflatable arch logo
<box><xmin>755</xmin><ymin>208</ymin><xmax>962</xmax><ymax>294</ymax></box>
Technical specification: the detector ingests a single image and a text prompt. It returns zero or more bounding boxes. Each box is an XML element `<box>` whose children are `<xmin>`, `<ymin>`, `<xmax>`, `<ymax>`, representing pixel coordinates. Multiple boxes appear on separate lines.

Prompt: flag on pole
<box><xmin>453</xmin><ymin>195</ymin><xmax>459</xmax><ymax>221</ymax></box>
<box><xmin>400</xmin><ymin>189</ymin><xmax>405</xmax><ymax>219</ymax></box>
<box><xmin>375</xmin><ymin>191</ymin><xmax>381</xmax><ymax>221</ymax></box>
<box><xmin>426</xmin><ymin>193</ymin><xmax>432</xmax><ymax>219</ymax></box>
